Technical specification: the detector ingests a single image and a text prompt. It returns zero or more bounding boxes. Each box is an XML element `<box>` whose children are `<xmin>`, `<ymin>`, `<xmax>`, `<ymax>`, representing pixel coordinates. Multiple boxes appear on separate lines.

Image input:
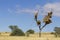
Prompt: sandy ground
<box><xmin>0</xmin><ymin>36</ymin><xmax>60</xmax><ymax>40</ymax></box>
<box><xmin>0</xmin><ymin>32</ymin><xmax>60</xmax><ymax>40</ymax></box>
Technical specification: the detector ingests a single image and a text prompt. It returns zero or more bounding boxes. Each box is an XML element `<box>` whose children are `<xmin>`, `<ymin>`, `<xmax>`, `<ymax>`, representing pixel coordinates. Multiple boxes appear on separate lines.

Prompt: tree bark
<box><xmin>41</xmin><ymin>24</ymin><xmax>47</xmax><ymax>30</ymax></box>
<box><xmin>39</xmin><ymin>25</ymin><xmax>41</xmax><ymax>37</ymax></box>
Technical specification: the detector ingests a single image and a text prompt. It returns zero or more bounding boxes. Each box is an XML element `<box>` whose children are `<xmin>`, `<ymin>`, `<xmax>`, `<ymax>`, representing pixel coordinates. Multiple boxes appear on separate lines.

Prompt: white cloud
<box><xmin>8</xmin><ymin>3</ymin><xmax>60</xmax><ymax>17</ymax></box>
<box><xmin>8</xmin><ymin>5</ymin><xmax>41</xmax><ymax>14</ymax></box>
<box><xmin>43</xmin><ymin>3</ymin><xmax>60</xmax><ymax>16</ymax></box>
<box><xmin>8</xmin><ymin>8</ymin><xmax>36</xmax><ymax>14</ymax></box>
<box><xmin>15</xmin><ymin>9</ymin><xmax>36</xmax><ymax>13</ymax></box>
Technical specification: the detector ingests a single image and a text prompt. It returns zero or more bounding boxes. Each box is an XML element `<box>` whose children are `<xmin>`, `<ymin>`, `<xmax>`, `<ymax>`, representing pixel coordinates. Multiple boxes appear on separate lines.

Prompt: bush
<box><xmin>26</xmin><ymin>29</ymin><xmax>35</xmax><ymax>34</ymax></box>
<box><xmin>51</xmin><ymin>32</ymin><xmax>54</xmax><ymax>34</ymax></box>
<box><xmin>9</xmin><ymin>25</ymin><xmax>25</xmax><ymax>36</ymax></box>
<box><xmin>26</xmin><ymin>32</ymin><xmax>29</xmax><ymax>37</ymax></box>
<box><xmin>54</xmin><ymin>27</ymin><xmax>60</xmax><ymax>37</ymax></box>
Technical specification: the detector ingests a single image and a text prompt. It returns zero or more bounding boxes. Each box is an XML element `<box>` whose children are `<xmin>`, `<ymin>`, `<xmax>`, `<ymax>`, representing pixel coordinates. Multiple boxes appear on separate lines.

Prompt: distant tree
<box><xmin>9</xmin><ymin>25</ymin><xmax>25</xmax><ymax>36</ymax></box>
<box><xmin>5</xmin><ymin>32</ymin><xmax>8</xmax><ymax>33</ymax></box>
<box><xmin>34</xmin><ymin>10</ymin><xmax>53</xmax><ymax>37</ymax></box>
<box><xmin>26</xmin><ymin>32</ymin><xmax>29</xmax><ymax>37</ymax></box>
<box><xmin>54</xmin><ymin>27</ymin><xmax>60</xmax><ymax>37</ymax></box>
<box><xmin>26</xmin><ymin>29</ymin><xmax>34</xmax><ymax>37</ymax></box>
<box><xmin>51</xmin><ymin>32</ymin><xmax>54</xmax><ymax>34</ymax></box>
<box><xmin>0</xmin><ymin>33</ymin><xmax>1</xmax><ymax>35</ymax></box>
<box><xmin>26</xmin><ymin>29</ymin><xmax>35</xmax><ymax>34</ymax></box>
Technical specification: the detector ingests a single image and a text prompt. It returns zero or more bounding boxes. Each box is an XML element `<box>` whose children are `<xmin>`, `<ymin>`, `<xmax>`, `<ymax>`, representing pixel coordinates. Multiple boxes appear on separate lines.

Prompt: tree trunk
<box><xmin>39</xmin><ymin>29</ymin><xmax>41</xmax><ymax>37</ymax></box>
<box><xmin>39</xmin><ymin>26</ymin><xmax>41</xmax><ymax>37</ymax></box>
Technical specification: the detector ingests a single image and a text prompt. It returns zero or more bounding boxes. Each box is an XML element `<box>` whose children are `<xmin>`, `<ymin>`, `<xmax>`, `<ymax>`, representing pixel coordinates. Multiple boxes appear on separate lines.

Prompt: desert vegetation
<box><xmin>54</xmin><ymin>27</ymin><xmax>60</xmax><ymax>37</ymax></box>
<box><xmin>26</xmin><ymin>29</ymin><xmax>35</xmax><ymax>34</ymax></box>
<box><xmin>0</xmin><ymin>32</ymin><xmax>60</xmax><ymax>40</ymax></box>
<box><xmin>34</xmin><ymin>10</ymin><xmax>53</xmax><ymax>37</ymax></box>
<box><xmin>0</xmin><ymin>10</ymin><xmax>60</xmax><ymax>40</ymax></box>
<box><xmin>9</xmin><ymin>25</ymin><xmax>25</xmax><ymax>36</ymax></box>
<box><xmin>0</xmin><ymin>11</ymin><xmax>59</xmax><ymax>40</ymax></box>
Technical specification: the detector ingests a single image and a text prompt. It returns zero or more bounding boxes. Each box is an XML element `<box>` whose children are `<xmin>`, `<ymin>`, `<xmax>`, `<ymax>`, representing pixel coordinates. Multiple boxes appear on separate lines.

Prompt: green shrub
<box><xmin>54</xmin><ymin>27</ymin><xmax>60</xmax><ymax>37</ymax></box>
<box><xmin>26</xmin><ymin>29</ymin><xmax>35</xmax><ymax>34</ymax></box>
<box><xmin>51</xmin><ymin>32</ymin><xmax>54</xmax><ymax>34</ymax></box>
<box><xmin>26</xmin><ymin>32</ymin><xmax>29</xmax><ymax>37</ymax></box>
<box><xmin>9</xmin><ymin>25</ymin><xmax>25</xmax><ymax>36</ymax></box>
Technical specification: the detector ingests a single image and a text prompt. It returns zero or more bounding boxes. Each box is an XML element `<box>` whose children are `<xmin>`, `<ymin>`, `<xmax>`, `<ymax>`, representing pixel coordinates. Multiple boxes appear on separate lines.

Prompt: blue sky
<box><xmin>0</xmin><ymin>0</ymin><xmax>60</xmax><ymax>32</ymax></box>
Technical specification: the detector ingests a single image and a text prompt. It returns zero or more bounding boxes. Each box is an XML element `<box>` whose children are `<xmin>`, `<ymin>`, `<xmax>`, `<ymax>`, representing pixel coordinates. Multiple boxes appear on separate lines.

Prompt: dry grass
<box><xmin>0</xmin><ymin>32</ymin><xmax>60</xmax><ymax>40</ymax></box>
